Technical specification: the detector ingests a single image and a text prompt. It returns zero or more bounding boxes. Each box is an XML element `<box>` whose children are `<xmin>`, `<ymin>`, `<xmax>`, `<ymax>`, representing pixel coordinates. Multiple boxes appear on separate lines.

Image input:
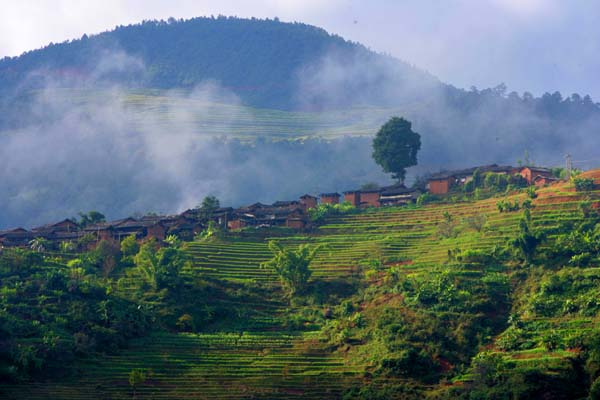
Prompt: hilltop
<box><xmin>2</xmin><ymin>173</ymin><xmax>600</xmax><ymax>398</ymax></box>
<box><xmin>0</xmin><ymin>16</ymin><xmax>437</xmax><ymax>111</ymax></box>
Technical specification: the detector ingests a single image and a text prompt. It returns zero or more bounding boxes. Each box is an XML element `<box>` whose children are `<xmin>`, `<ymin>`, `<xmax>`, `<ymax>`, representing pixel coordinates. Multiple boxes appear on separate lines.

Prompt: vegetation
<box><xmin>2</xmin><ymin>177</ymin><xmax>600</xmax><ymax>399</ymax></box>
<box><xmin>372</xmin><ymin>117</ymin><xmax>421</xmax><ymax>183</ymax></box>
<box><xmin>260</xmin><ymin>241</ymin><xmax>319</xmax><ymax>295</ymax></box>
<box><xmin>574</xmin><ymin>177</ymin><xmax>595</xmax><ymax>192</ymax></box>
<box><xmin>197</xmin><ymin>195</ymin><xmax>220</xmax><ymax>219</ymax></box>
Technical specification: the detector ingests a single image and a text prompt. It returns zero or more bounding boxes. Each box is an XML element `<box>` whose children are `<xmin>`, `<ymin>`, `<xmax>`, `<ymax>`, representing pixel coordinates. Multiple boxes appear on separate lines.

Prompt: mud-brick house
<box><xmin>320</xmin><ymin>193</ymin><xmax>341</xmax><ymax>205</ymax></box>
<box><xmin>0</xmin><ymin>228</ymin><xmax>35</xmax><ymax>248</ymax></box>
<box><xmin>285</xmin><ymin>216</ymin><xmax>306</xmax><ymax>229</ymax></box>
<box><xmin>181</xmin><ymin>207</ymin><xmax>233</xmax><ymax>229</ymax></box>
<box><xmin>517</xmin><ymin>166</ymin><xmax>554</xmax><ymax>185</ymax></box>
<box><xmin>379</xmin><ymin>185</ymin><xmax>422</xmax><ymax>206</ymax></box>
<box><xmin>160</xmin><ymin>215</ymin><xmax>203</xmax><ymax>240</ymax></box>
<box><xmin>359</xmin><ymin>190</ymin><xmax>381</xmax><ymax>208</ymax></box>
<box><xmin>533</xmin><ymin>175</ymin><xmax>560</xmax><ymax>187</ymax></box>
<box><xmin>299</xmin><ymin>194</ymin><xmax>318</xmax><ymax>211</ymax></box>
<box><xmin>343</xmin><ymin>190</ymin><xmax>361</xmax><ymax>207</ymax></box>
<box><xmin>427</xmin><ymin>164</ymin><xmax>514</xmax><ymax>195</ymax></box>
<box><xmin>114</xmin><ymin>218</ymin><xmax>167</xmax><ymax>241</ymax></box>
<box><xmin>84</xmin><ymin>222</ymin><xmax>119</xmax><ymax>242</ymax></box>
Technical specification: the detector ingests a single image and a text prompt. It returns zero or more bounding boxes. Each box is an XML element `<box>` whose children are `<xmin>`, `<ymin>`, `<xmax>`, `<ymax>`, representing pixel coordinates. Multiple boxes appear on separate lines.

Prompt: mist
<box><xmin>294</xmin><ymin>48</ymin><xmax>600</xmax><ymax>173</ymax></box>
<box><xmin>2</xmin><ymin>38</ymin><xmax>600</xmax><ymax>230</ymax></box>
<box><xmin>0</xmin><ymin>53</ymin><xmax>391</xmax><ymax>229</ymax></box>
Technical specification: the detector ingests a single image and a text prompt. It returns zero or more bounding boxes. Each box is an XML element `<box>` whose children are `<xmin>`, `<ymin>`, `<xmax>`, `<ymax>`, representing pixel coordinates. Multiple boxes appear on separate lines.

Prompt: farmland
<box><xmin>11</xmin><ymin>88</ymin><xmax>425</xmax><ymax>140</ymax></box>
<box><xmin>2</xmin><ymin>177</ymin><xmax>600</xmax><ymax>399</ymax></box>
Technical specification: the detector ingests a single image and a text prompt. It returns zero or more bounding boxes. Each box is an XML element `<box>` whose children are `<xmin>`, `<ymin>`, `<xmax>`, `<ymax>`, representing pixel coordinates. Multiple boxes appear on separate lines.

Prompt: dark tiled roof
<box><xmin>522</xmin><ymin>166</ymin><xmax>552</xmax><ymax>173</ymax></box>
<box><xmin>360</xmin><ymin>189</ymin><xmax>382</xmax><ymax>194</ymax></box>
<box><xmin>429</xmin><ymin>164</ymin><xmax>514</xmax><ymax>180</ymax></box>
<box><xmin>380</xmin><ymin>184</ymin><xmax>420</xmax><ymax>196</ymax></box>
<box><xmin>320</xmin><ymin>192</ymin><xmax>341</xmax><ymax>197</ymax></box>
<box><xmin>272</xmin><ymin>200</ymin><xmax>300</xmax><ymax>207</ymax></box>
<box><xmin>300</xmin><ymin>194</ymin><xmax>317</xmax><ymax>199</ymax></box>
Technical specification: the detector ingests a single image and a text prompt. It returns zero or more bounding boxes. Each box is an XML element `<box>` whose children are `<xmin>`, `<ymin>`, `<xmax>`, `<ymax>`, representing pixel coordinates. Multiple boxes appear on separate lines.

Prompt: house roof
<box><xmin>320</xmin><ymin>192</ymin><xmax>341</xmax><ymax>197</ymax></box>
<box><xmin>300</xmin><ymin>194</ymin><xmax>317</xmax><ymax>199</ymax></box>
<box><xmin>360</xmin><ymin>189</ymin><xmax>382</xmax><ymax>194</ymax></box>
<box><xmin>272</xmin><ymin>200</ymin><xmax>300</xmax><ymax>207</ymax></box>
<box><xmin>521</xmin><ymin>166</ymin><xmax>553</xmax><ymax>173</ymax></box>
<box><xmin>429</xmin><ymin>164</ymin><xmax>514</xmax><ymax>180</ymax></box>
<box><xmin>533</xmin><ymin>174</ymin><xmax>559</xmax><ymax>181</ymax></box>
<box><xmin>31</xmin><ymin>218</ymin><xmax>78</xmax><ymax>232</ymax></box>
<box><xmin>343</xmin><ymin>190</ymin><xmax>361</xmax><ymax>195</ymax></box>
<box><xmin>380</xmin><ymin>184</ymin><xmax>420</xmax><ymax>196</ymax></box>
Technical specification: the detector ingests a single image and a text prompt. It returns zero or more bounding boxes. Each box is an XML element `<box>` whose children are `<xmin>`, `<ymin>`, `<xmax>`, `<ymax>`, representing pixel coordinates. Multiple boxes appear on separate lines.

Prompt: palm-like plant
<box><xmin>29</xmin><ymin>237</ymin><xmax>50</xmax><ymax>252</ymax></box>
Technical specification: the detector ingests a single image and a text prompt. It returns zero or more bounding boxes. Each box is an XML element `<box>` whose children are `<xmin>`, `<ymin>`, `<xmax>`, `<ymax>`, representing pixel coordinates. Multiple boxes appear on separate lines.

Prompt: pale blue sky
<box><xmin>2</xmin><ymin>0</ymin><xmax>599</xmax><ymax>99</ymax></box>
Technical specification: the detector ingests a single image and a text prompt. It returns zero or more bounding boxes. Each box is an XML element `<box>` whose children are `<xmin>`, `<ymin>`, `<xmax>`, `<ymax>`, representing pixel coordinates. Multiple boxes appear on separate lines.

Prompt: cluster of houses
<box><xmin>427</xmin><ymin>165</ymin><xmax>559</xmax><ymax>194</ymax></box>
<box><xmin>0</xmin><ymin>164</ymin><xmax>561</xmax><ymax>250</ymax></box>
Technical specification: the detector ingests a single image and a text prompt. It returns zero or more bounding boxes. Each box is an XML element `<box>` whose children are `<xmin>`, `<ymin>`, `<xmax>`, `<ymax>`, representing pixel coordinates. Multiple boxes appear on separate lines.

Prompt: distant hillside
<box><xmin>0</xmin><ymin>16</ymin><xmax>438</xmax><ymax>110</ymax></box>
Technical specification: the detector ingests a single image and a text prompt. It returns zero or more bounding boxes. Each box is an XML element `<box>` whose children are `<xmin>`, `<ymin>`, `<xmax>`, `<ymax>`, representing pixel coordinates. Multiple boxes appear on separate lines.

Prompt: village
<box><xmin>0</xmin><ymin>164</ymin><xmax>560</xmax><ymax>249</ymax></box>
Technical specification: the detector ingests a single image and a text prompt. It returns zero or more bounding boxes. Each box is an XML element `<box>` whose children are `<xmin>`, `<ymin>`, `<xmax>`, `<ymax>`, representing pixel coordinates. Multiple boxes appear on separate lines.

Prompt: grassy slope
<box><xmin>17</xmin><ymin>88</ymin><xmax>424</xmax><ymax>140</ymax></box>
<box><xmin>2</xmin><ymin>180</ymin><xmax>599</xmax><ymax>399</ymax></box>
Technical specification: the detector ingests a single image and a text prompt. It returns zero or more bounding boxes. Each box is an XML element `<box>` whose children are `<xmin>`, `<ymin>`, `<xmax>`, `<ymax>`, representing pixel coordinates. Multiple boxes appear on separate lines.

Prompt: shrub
<box><xmin>574</xmin><ymin>177</ymin><xmax>594</xmax><ymax>192</ymax></box>
<box><xmin>416</xmin><ymin>193</ymin><xmax>434</xmax><ymax>206</ymax></box>
<box><xmin>463</xmin><ymin>214</ymin><xmax>487</xmax><ymax>232</ymax></box>
<box><xmin>308</xmin><ymin>202</ymin><xmax>356</xmax><ymax>222</ymax></box>
<box><xmin>526</xmin><ymin>186</ymin><xmax>538</xmax><ymax>199</ymax></box>
<box><xmin>437</xmin><ymin>211</ymin><xmax>458</xmax><ymax>238</ymax></box>
<box><xmin>497</xmin><ymin>199</ymin><xmax>520</xmax><ymax>213</ymax></box>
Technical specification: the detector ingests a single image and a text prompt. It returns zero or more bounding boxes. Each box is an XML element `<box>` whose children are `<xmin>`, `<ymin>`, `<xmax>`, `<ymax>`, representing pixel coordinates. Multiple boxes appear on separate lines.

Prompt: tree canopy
<box><xmin>372</xmin><ymin>117</ymin><xmax>421</xmax><ymax>183</ymax></box>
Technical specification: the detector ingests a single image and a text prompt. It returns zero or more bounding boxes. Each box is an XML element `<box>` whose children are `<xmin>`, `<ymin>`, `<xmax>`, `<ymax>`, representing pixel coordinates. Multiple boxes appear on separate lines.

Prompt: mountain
<box><xmin>0</xmin><ymin>16</ymin><xmax>439</xmax><ymax>111</ymax></box>
<box><xmin>1</xmin><ymin>17</ymin><xmax>600</xmax><ymax>230</ymax></box>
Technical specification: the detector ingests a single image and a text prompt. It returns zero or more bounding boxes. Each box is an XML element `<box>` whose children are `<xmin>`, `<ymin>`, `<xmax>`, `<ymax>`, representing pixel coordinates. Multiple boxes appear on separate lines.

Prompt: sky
<box><xmin>1</xmin><ymin>0</ymin><xmax>599</xmax><ymax>99</ymax></box>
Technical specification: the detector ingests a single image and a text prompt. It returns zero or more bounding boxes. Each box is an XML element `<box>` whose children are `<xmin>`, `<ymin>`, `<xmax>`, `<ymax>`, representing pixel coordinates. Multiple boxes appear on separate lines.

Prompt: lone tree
<box><xmin>372</xmin><ymin>117</ymin><xmax>421</xmax><ymax>183</ymax></box>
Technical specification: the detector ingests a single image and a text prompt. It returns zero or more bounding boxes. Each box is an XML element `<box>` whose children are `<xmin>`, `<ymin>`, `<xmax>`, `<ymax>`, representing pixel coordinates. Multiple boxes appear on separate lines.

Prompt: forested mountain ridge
<box><xmin>0</xmin><ymin>16</ymin><xmax>438</xmax><ymax>110</ymax></box>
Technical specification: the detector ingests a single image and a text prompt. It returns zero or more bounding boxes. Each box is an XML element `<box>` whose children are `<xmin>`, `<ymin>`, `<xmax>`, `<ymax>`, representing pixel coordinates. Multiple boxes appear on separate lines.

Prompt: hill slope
<box><xmin>0</xmin><ymin>17</ymin><xmax>438</xmax><ymax>111</ymax></box>
<box><xmin>2</xmin><ymin>179</ymin><xmax>600</xmax><ymax>399</ymax></box>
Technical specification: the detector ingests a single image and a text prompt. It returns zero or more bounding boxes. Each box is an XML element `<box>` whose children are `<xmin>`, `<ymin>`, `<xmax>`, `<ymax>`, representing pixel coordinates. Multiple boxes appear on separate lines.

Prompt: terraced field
<box><xmin>2</xmin><ymin>181</ymin><xmax>598</xmax><ymax>399</ymax></box>
<box><xmin>32</xmin><ymin>88</ymin><xmax>418</xmax><ymax>140</ymax></box>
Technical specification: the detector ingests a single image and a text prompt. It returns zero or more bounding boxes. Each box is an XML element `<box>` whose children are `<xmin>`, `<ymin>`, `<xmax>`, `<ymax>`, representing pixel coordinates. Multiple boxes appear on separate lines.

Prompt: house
<box><xmin>112</xmin><ymin>218</ymin><xmax>166</xmax><ymax>241</ymax></box>
<box><xmin>320</xmin><ymin>193</ymin><xmax>341</xmax><ymax>205</ymax></box>
<box><xmin>0</xmin><ymin>228</ymin><xmax>35</xmax><ymax>247</ymax></box>
<box><xmin>518</xmin><ymin>166</ymin><xmax>554</xmax><ymax>185</ymax></box>
<box><xmin>427</xmin><ymin>164</ymin><xmax>514</xmax><ymax>195</ymax></box>
<box><xmin>84</xmin><ymin>222</ymin><xmax>118</xmax><ymax>242</ymax></box>
<box><xmin>285</xmin><ymin>216</ymin><xmax>306</xmax><ymax>229</ymax></box>
<box><xmin>360</xmin><ymin>190</ymin><xmax>381</xmax><ymax>208</ymax></box>
<box><xmin>299</xmin><ymin>194</ymin><xmax>318</xmax><ymax>210</ymax></box>
<box><xmin>533</xmin><ymin>175</ymin><xmax>560</xmax><ymax>187</ymax></box>
<box><xmin>343</xmin><ymin>190</ymin><xmax>361</xmax><ymax>207</ymax></box>
<box><xmin>272</xmin><ymin>200</ymin><xmax>301</xmax><ymax>209</ymax></box>
<box><xmin>31</xmin><ymin>218</ymin><xmax>78</xmax><ymax>234</ymax></box>
<box><xmin>379</xmin><ymin>185</ymin><xmax>422</xmax><ymax>206</ymax></box>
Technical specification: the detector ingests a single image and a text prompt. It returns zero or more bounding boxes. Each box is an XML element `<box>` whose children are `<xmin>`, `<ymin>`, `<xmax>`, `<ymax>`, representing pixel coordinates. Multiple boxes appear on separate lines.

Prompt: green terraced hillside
<box><xmin>2</xmin><ymin>179</ymin><xmax>600</xmax><ymax>399</ymax></box>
